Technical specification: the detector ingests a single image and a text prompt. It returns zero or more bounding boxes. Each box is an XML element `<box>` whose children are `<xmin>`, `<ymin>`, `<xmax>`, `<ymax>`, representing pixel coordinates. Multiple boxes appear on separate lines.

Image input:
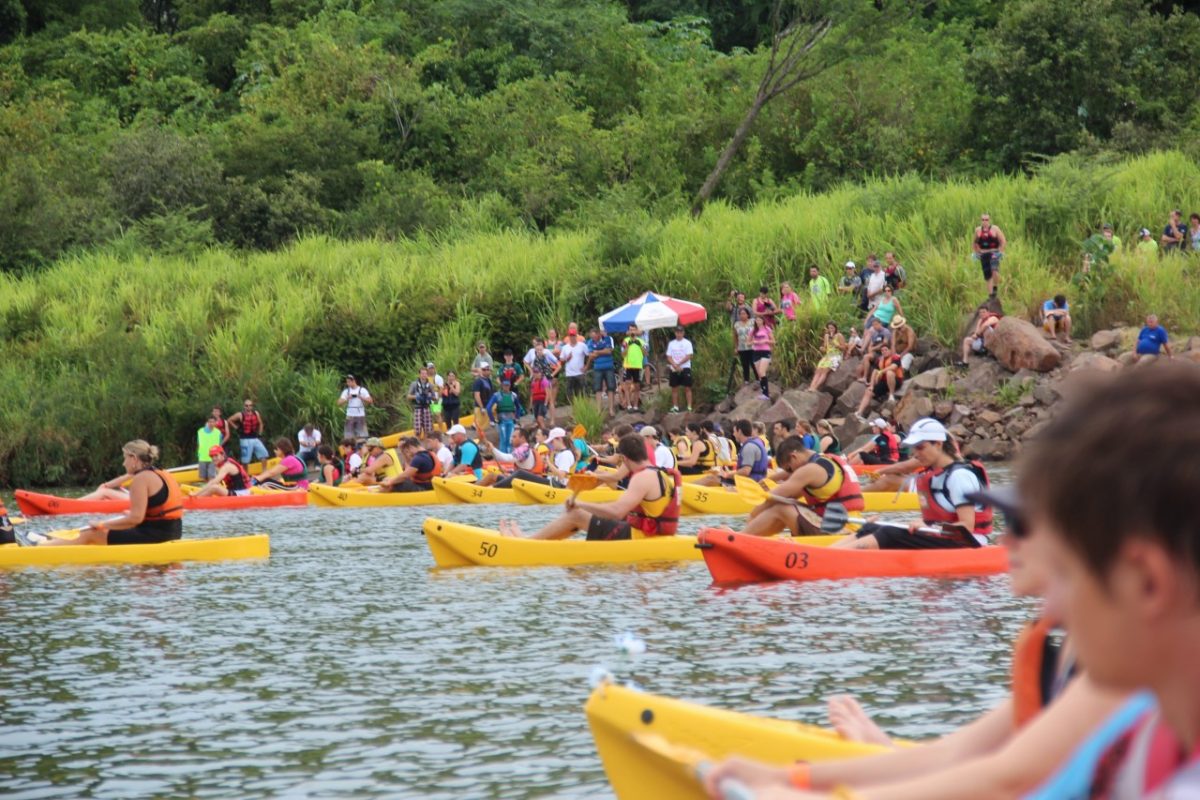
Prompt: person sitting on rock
<box><xmin>1041</xmin><ymin>294</ymin><xmax>1072</xmax><ymax>341</ymax></box>
<box><xmin>957</xmin><ymin>310</ymin><xmax>1003</xmax><ymax>367</ymax></box>
<box><xmin>856</xmin><ymin>317</ymin><xmax>892</xmax><ymax>384</ymax></box>
<box><xmin>847</xmin><ymin>418</ymin><xmax>901</xmax><ymax>466</ymax></box>
<box><xmin>855</xmin><ymin>343</ymin><xmax>905</xmax><ymax>418</ymax></box>
<box><xmin>890</xmin><ymin>315</ymin><xmax>917</xmax><ymax>373</ymax></box>
<box><xmin>739</xmin><ymin>435</ymin><xmax>865</xmax><ymax>537</ymax></box>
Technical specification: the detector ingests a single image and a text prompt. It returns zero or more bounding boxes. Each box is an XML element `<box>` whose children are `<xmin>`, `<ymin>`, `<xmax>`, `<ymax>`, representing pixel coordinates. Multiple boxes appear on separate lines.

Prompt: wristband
<box><xmin>787</xmin><ymin>763</ymin><xmax>811</xmax><ymax>790</ymax></box>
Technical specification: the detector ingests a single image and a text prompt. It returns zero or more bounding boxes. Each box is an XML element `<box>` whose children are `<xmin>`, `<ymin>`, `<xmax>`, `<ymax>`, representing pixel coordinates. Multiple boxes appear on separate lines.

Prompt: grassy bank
<box><xmin>3</xmin><ymin>150</ymin><xmax>1199</xmax><ymax>486</ymax></box>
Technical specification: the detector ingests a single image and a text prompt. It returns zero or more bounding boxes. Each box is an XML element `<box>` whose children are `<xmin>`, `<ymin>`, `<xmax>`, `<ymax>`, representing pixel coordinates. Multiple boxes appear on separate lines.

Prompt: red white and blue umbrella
<box><xmin>598</xmin><ymin>291</ymin><xmax>708</xmax><ymax>333</ymax></box>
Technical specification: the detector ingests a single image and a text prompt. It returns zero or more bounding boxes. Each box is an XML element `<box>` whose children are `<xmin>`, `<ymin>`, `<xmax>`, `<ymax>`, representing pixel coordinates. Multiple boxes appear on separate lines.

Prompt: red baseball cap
<box><xmin>209</xmin><ymin>445</ymin><xmax>225</xmax><ymax>458</ymax></box>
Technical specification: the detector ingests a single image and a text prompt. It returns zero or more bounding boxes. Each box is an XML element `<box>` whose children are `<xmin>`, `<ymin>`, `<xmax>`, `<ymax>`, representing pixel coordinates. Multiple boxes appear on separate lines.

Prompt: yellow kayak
<box><xmin>509</xmin><ymin>478</ymin><xmax>623</xmax><ymax>506</ymax></box>
<box><xmin>422</xmin><ymin>518</ymin><xmax>841</xmax><ymax>568</ymax></box>
<box><xmin>430</xmin><ymin>477</ymin><xmax>520</xmax><ymax>505</ymax></box>
<box><xmin>306</xmin><ymin>482</ymin><xmax>454</xmax><ymax>507</ymax></box>
<box><xmin>679</xmin><ymin>483</ymin><xmax>920</xmax><ymax>516</ymax></box>
<box><xmin>586</xmin><ymin>682</ymin><xmax>891</xmax><ymax>800</ymax></box>
<box><xmin>167</xmin><ymin>457</ymin><xmax>279</xmax><ymax>485</ymax></box>
<box><xmin>0</xmin><ymin>534</ymin><xmax>269</xmax><ymax>569</ymax></box>
<box><xmin>380</xmin><ymin>415</ymin><xmax>475</xmax><ymax>448</ymax></box>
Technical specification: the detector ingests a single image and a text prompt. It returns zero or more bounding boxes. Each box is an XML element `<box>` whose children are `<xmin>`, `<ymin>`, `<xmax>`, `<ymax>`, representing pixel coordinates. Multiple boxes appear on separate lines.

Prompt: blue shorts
<box><xmin>240</xmin><ymin>437</ymin><xmax>269</xmax><ymax>463</ymax></box>
<box><xmin>593</xmin><ymin>369</ymin><xmax>617</xmax><ymax>392</ymax></box>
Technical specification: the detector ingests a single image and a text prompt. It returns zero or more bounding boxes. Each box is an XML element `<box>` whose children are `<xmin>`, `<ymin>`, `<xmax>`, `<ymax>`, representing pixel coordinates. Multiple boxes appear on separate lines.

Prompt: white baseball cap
<box><xmin>902</xmin><ymin>418</ymin><xmax>949</xmax><ymax>446</ymax></box>
<box><xmin>447</xmin><ymin>424</ymin><xmax>467</xmax><ymax>436</ymax></box>
<box><xmin>639</xmin><ymin>425</ymin><xmax>658</xmax><ymax>438</ymax></box>
<box><xmin>844</xmin><ymin>261</ymin><xmax>856</xmax><ymax>269</ymax></box>
<box><xmin>870</xmin><ymin>417</ymin><xmax>889</xmax><ymax>429</ymax></box>
<box><xmin>546</xmin><ymin>427</ymin><xmax>566</xmax><ymax>442</ymax></box>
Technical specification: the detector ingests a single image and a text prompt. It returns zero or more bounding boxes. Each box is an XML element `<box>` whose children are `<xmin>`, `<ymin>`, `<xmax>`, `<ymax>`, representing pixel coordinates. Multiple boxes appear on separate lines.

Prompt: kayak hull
<box><xmin>0</xmin><ymin>534</ymin><xmax>270</xmax><ymax>569</ymax></box>
<box><xmin>422</xmin><ymin>518</ymin><xmax>841</xmax><ymax>569</ymax></box>
<box><xmin>166</xmin><ymin>457</ymin><xmax>279</xmax><ymax>485</ymax></box>
<box><xmin>698</xmin><ymin>529</ymin><xmax>1008</xmax><ymax>583</ymax></box>
<box><xmin>430</xmin><ymin>478</ymin><xmax>519</xmax><ymax>505</ymax></box>
<box><xmin>305</xmin><ymin>482</ymin><xmax>451</xmax><ymax>507</ymax></box>
<box><xmin>586</xmin><ymin>682</ymin><xmax>889</xmax><ymax>800</ymax></box>
<box><xmin>679</xmin><ymin>483</ymin><xmax>919</xmax><ymax>516</ymax></box>
<box><xmin>15</xmin><ymin>489</ymin><xmax>307</xmax><ymax>516</ymax></box>
<box><xmin>509</xmin><ymin>479</ymin><xmax>623</xmax><ymax>506</ymax></box>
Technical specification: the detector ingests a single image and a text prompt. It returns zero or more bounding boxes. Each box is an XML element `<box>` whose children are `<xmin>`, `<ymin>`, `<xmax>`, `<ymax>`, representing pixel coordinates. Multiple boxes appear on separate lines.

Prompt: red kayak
<box><xmin>696</xmin><ymin>529</ymin><xmax>1008</xmax><ymax>583</ymax></box>
<box><xmin>15</xmin><ymin>489</ymin><xmax>307</xmax><ymax>516</ymax></box>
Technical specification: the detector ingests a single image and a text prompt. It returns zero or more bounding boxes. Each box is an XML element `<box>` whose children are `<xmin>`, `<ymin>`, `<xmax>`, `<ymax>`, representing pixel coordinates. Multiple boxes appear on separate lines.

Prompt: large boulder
<box><xmin>910</xmin><ymin>367</ymin><xmax>951</xmax><ymax>392</ymax></box>
<box><xmin>1089</xmin><ymin>329</ymin><xmax>1122</xmax><ymax>353</ymax></box>
<box><xmin>963</xmin><ymin>437</ymin><xmax>1014</xmax><ymax>461</ymax></box>
<box><xmin>759</xmin><ymin>389</ymin><xmax>834</xmax><ymax>425</ymax></box>
<box><xmin>953</xmin><ymin>359</ymin><xmax>1007</xmax><ymax>396</ymax></box>
<box><xmin>1069</xmin><ymin>352</ymin><xmax>1122</xmax><ymax>374</ymax></box>
<box><xmin>823</xmin><ymin>358</ymin><xmax>861</xmax><ymax>397</ymax></box>
<box><xmin>988</xmin><ymin>317</ymin><xmax>1062</xmax><ymax>372</ymax></box>
<box><xmin>833</xmin><ymin>382</ymin><xmax>867</xmax><ymax>416</ymax></box>
<box><xmin>894</xmin><ymin>393</ymin><xmax>934</xmax><ymax>429</ymax></box>
<box><xmin>729</xmin><ymin>397</ymin><xmax>772</xmax><ymax>423</ymax></box>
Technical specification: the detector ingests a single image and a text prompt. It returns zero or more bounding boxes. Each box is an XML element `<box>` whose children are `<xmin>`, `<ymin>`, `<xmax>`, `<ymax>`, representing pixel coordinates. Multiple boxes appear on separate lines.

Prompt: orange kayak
<box><xmin>15</xmin><ymin>489</ymin><xmax>308</xmax><ymax>516</ymax></box>
<box><xmin>696</xmin><ymin>529</ymin><xmax>1007</xmax><ymax>583</ymax></box>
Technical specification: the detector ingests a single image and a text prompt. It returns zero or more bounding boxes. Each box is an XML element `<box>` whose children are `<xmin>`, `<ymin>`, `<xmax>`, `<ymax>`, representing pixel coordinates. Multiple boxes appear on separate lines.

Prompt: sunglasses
<box><xmin>1004</xmin><ymin>511</ymin><xmax>1029</xmax><ymax>540</ymax></box>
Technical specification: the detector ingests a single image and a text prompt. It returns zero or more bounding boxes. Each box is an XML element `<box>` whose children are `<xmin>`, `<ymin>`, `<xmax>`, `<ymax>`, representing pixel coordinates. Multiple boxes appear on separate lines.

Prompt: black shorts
<box><xmin>980</xmin><ymin>253</ymin><xmax>998</xmax><ymax>280</ymax></box>
<box><xmin>668</xmin><ymin>368</ymin><xmax>693</xmax><ymax>387</ymax></box>
<box><xmin>855</xmin><ymin>522</ymin><xmax>972</xmax><ymax>550</ymax></box>
<box><xmin>108</xmin><ymin>518</ymin><xmax>183</xmax><ymax>546</ymax></box>
<box><xmin>624</xmin><ymin>368</ymin><xmax>641</xmax><ymax>384</ymax></box>
<box><xmin>872</xmin><ymin>380</ymin><xmax>891</xmax><ymax>399</ymax></box>
<box><xmin>750</xmin><ymin>351</ymin><xmax>771</xmax><ymax>363</ymax></box>
<box><xmin>860</xmin><ymin>452</ymin><xmax>895</xmax><ymax>465</ymax></box>
<box><xmin>679</xmin><ymin>465</ymin><xmax>707</xmax><ymax>475</ymax></box>
<box><xmin>390</xmin><ymin>480</ymin><xmax>433</xmax><ymax>493</ymax></box>
<box><xmin>586</xmin><ymin>516</ymin><xmax>633</xmax><ymax>541</ymax></box>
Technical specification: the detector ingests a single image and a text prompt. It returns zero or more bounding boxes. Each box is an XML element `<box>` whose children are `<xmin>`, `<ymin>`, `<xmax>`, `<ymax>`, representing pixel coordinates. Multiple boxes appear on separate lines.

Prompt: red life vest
<box><xmin>873</xmin><ymin>430</ymin><xmax>901</xmax><ymax>462</ymax></box>
<box><xmin>915</xmin><ymin>460</ymin><xmax>993</xmax><ymax>536</ymax></box>
<box><xmin>626</xmin><ymin>466</ymin><xmax>682</xmax><ymax>536</ymax></box>
<box><xmin>221</xmin><ymin>457</ymin><xmax>253</xmax><ymax>492</ymax></box>
<box><xmin>239</xmin><ymin>410</ymin><xmax>262</xmax><ymax>438</ymax></box>
<box><xmin>800</xmin><ymin>454</ymin><xmax>865</xmax><ymax>514</ymax></box>
<box><xmin>143</xmin><ymin>469</ymin><xmax>184</xmax><ymax>521</ymax></box>
<box><xmin>644</xmin><ymin>438</ymin><xmax>657</xmax><ymax>466</ymax></box>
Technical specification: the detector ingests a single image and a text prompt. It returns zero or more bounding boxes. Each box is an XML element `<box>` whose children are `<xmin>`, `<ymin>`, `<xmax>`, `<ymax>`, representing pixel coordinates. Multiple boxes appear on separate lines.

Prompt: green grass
<box><xmin>3</xmin><ymin>150</ymin><xmax>1200</xmax><ymax>484</ymax></box>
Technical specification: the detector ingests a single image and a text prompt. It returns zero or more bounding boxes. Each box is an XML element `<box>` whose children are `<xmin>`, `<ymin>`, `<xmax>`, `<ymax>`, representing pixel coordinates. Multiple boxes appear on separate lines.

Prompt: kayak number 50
<box><xmin>478</xmin><ymin>541</ymin><xmax>499</xmax><ymax>558</ymax></box>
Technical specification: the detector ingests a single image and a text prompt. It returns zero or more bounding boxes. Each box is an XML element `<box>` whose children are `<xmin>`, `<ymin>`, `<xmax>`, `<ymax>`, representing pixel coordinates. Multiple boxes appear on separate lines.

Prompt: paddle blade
<box><xmin>566</xmin><ymin>473</ymin><xmax>601</xmax><ymax>493</ymax></box>
<box><xmin>821</xmin><ymin>502</ymin><xmax>849</xmax><ymax>533</ymax></box>
<box><xmin>732</xmin><ymin>475</ymin><xmax>767</xmax><ymax>506</ymax></box>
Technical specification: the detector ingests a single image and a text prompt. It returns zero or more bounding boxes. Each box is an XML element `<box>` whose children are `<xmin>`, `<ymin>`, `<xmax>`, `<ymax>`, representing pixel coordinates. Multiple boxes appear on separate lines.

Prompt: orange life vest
<box><xmin>1012</xmin><ymin>617</ymin><xmax>1057</xmax><ymax>728</ymax></box>
<box><xmin>144</xmin><ymin>469</ymin><xmax>184</xmax><ymax>521</ymax></box>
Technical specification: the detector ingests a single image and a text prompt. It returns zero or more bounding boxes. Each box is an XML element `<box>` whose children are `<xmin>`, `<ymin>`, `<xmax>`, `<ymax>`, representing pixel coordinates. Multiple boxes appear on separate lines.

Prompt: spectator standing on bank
<box><xmin>861</xmin><ymin>259</ymin><xmax>886</xmax><ymax>317</ymax></box>
<box><xmin>1136</xmin><ymin>227</ymin><xmax>1159</xmax><ymax>257</ymax></box>
<box><xmin>726</xmin><ymin>290</ymin><xmax>752</xmax><ymax>326</ymax></box>
<box><xmin>586</xmin><ymin>328</ymin><xmax>617</xmax><ymax>415</ymax></box>
<box><xmin>471</xmin><ymin>341</ymin><xmax>493</xmax><ymax>376</ymax></box>
<box><xmin>1189</xmin><ymin>213</ymin><xmax>1200</xmax><ymax>251</ymax></box>
<box><xmin>1161</xmin><ymin>209</ymin><xmax>1186</xmax><ymax>253</ymax></box>
<box><xmin>807</xmin><ymin>266</ymin><xmax>831</xmax><ymax>309</ymax></box>
<box><xmin>297</xmin><ymin>423</ymin><xmax>321</xmax><ymax>467</ymax></box>
<box><xmin>837</xmin><ymin>261</ymin><xmax>861</xmax><ymax>298</ymax></box>
<box><xmin>407</xmin><ymin>367</ymin><xmax>438</xmax><ymax>438</ymax></box>
<box><xmin>338</xmin><ymin>374</ymin><xmax>373</xmax><ymax>439</ymax></box>
<box><xmin>883</xmin><ymin>251</ymin><xmax>907</xmax><ymax>291</ymax></box>
<box><xmin>558</xmin><ymin>328</ymin><xmax>588</xmax><ymax>400</ymax></box>
<box><xmin>227</xmin><ymin>399</ymin><xmax>268</xmax><ymax>467</ymax></box>
<box><xmin>196</xmin><ymin>415</ymin><xmax>222</xmax><ymax>481</ymax></box>
<box><xmin>753</xmin><ymin>286</ymin><xmax>778</xmax><ymax>328</ymax></box>
<box><xmin>779</xmin><ymin>282</ymin><xmax>801</xmax><ymax>321</ymax></box>
<box><xmin>972</xmin><ymin>212</ymin><xmax>1007</xmax><ymax>296</ymax></box>
<box><xmin>666</xmin><ymin>326</ymin><xmax>694</xmax><ymax>412</ymax></box>
<box><xmin>733</xmin><ymin>306</ymin><xmax>755</xmax><ymax>384</ymax></box>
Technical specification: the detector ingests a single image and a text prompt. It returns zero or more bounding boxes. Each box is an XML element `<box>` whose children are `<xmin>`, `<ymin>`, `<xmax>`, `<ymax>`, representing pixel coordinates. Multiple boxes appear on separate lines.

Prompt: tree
<box><xmin>690</xmin><ymin>0</ymin><xmax>901</xmax><ymax>216</ymax></box>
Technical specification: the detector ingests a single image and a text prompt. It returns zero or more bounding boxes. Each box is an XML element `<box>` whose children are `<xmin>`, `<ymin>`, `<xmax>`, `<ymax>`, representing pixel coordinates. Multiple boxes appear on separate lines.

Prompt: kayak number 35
<box><xmin>784</xmin><ymin>551</ymin><xmax>809</xmax><ymax>570</ymax></box>
<box><xmin>478</xmin><ymin>541</ymin><xmax>499</xmax><ymax>558</ymax></box>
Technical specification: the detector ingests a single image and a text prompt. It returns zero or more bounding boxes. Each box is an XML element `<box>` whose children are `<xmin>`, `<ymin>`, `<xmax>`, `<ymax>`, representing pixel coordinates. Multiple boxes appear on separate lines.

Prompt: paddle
<box><xmin>630</xmin><ymin>732</ymin><xmax>754</xmax><ymax>800</ymax></box>
<box><xmin>820</xmin><ymin>502</ymin><xmax>966</xmax><ymax>539</ymax></box>
<box><xmin>733</xmin><ymin>475</ymin><xmax>780</xmax><ymax>507</ymax></box>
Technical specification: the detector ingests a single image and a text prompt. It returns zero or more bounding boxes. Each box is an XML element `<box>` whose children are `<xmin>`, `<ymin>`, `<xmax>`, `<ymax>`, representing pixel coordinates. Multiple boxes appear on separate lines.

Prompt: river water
<box><xmin>1</xmin><ymin>483</ymin><xmax>1031</xmax><ymax>799</ymax></box>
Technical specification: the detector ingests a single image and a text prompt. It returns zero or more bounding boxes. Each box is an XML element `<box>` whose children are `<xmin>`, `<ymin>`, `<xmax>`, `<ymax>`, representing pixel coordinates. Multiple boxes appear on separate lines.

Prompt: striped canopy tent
<box><xmin>598</xmin><ymin>291</ymin><xmax>708</xmax><ymax>334</ymax></box>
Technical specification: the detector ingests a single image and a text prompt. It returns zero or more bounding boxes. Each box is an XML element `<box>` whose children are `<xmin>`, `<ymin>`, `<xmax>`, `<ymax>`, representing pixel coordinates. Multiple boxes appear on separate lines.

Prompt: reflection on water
<box><xmin>1</xmin><ymin>488</ymin><xmax>1031</xmax><ymax>799</ymax></box>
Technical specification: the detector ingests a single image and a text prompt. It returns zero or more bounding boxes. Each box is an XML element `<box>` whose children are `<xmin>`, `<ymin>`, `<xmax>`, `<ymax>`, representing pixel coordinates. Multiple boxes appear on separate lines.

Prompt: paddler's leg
<box><xmin>831</xmin><ymin>523</ymin><xmax>884</xmax><ymax>549</ymax></box>
<box><xmin>827</xmin><ymin>695</ymin><xmax>895</xmax><ymax>747</ymax></box>
<box><xmin>739</xmin><ymin>503</ymin><xmax>792</xmax><ymax>537</ymax></box>
<box><xmin>504</xmin><ymin>507</ymin><xmax>595</xmax><ymax>540</ymax></box>
<box><xmin>863</xmin><ymin>473</ymin><xmax>905</xmax><ymax>493</ymax></box>
<box><xmin>77</xmin><ymin>486</ymin><xmax>130</xmax><ymax>501</ymax></box>
<box><xmin>40</xmin><ymin>526</ymin><xmax>110</xmax><ymax>546</ymax></box>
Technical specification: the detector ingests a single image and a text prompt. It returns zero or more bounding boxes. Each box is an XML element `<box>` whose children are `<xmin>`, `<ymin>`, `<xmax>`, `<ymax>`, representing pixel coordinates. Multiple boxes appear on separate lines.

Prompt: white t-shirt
<box><xmin>347</xmin><ymin>452</ymin><xmax>364</xmax><ymax>474</ymax></box>
<box><xmin>435</xmin><ymin>445</ymin><xmax>454</xmax><ymax>472</ymax></box>
<box><xmin>654</xmin><ymin>443</ymin><xmax>676</xmax><ymax>469</ymax></box>
<box><xmin>930</xmin><ymin>466</ymin><xmax>988</xmax><ymax>545</ymax></box>
<box><xmin>666</xmin><ymin>338</ymin><xmax>694</xmax><ymax>370</ymax></box>
<box><xmin>553</xmin><ymin>449</ymin><xmax>576</xmax><ymax>474</ymax></box>
<box><xmin>428</xmin><ymin>372</ymin><xmax>445</xmax><ymax>390</ymax></box>
<box><xmin>340</xmin><ymin>387</ymin><xmax>371</xmax><ymax>417</ymax></box>
<box><xmin>559</xmin><ymin>342</ymin><xmax>588</xmax><ymax>377</ymax></box>
<box><xmin>297</xmin><ymin>428</ymin><xmax>321</xmax><ymax>449</ymax></box>
<box><xmin>866</xmin><ymin>270</ymin><xmax>887</xmax><ymax>309</ymax></box>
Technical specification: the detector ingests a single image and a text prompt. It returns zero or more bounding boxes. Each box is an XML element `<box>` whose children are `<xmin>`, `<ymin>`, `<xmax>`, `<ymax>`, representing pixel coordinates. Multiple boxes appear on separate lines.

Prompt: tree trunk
<box><xmin>690</xmin><ymin>94</ymin><xmax>769</xmax><ymax>218</ymax></box>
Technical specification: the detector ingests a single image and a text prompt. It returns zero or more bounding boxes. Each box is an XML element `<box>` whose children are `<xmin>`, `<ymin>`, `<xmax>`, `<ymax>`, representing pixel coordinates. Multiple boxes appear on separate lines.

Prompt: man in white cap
<box><xmin>837</xmin><ymin>261</ymin><xmax>861</xmax><ymax>296</ymax></box>
<box><xmin>640</xmin><ymin>426</ymin><xmax>675</xmax><ymax>469</ymax></box>
<box><xmin>833</xmin><ymin>417</ymin><xmax>993</xmax><ymax>549</ymax></box>
<box><xmin>445</xmin><ymin>424</ymin><xmax>484</xmax><ymax>481</ymax></box>
<box><xmin>848</xmin><ymin>418</ymin><xmax>901</xmax><ymax>466</ymax></box>
<box><xmin>500</xmin><ymin>433</ymin><xmax>681</xmax><ymax>541</ymax></box>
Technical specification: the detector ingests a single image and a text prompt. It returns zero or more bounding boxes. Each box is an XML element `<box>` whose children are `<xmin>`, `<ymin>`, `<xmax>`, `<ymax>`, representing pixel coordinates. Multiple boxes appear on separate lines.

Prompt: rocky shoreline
<box><xmin>529</xmin><ymin>312</ymin><xmax>1200</xmax><ymax>460</ymax></box>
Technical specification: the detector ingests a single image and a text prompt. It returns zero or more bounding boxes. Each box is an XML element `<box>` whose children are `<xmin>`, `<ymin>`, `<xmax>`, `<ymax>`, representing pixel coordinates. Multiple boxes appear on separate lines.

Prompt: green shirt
<box><xmin>623</xmin><ymin>336</ymin><xmax>646</xmax><ymax>369</ymax></box>
<box><xmin>809</xmin><ymin>275</ymin><xmax>832</xmax><ymax>305</ymax></box>
<box><xmin>197</xmin><ymin>426</ymin><xmax>221</xmax><ymax>461</ymax></box>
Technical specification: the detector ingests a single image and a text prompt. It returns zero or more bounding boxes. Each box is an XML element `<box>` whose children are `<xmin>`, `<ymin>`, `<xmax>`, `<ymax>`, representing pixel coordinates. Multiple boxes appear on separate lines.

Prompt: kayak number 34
<box><xmin>784</xmin><ymin>551</ymin><xmax>809</xmax><ymax>570</ymax></box>
<box><xmin>478</xmin><ymin>541</ymin><xmax>499</xmax><ymax>558</ymax></box>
